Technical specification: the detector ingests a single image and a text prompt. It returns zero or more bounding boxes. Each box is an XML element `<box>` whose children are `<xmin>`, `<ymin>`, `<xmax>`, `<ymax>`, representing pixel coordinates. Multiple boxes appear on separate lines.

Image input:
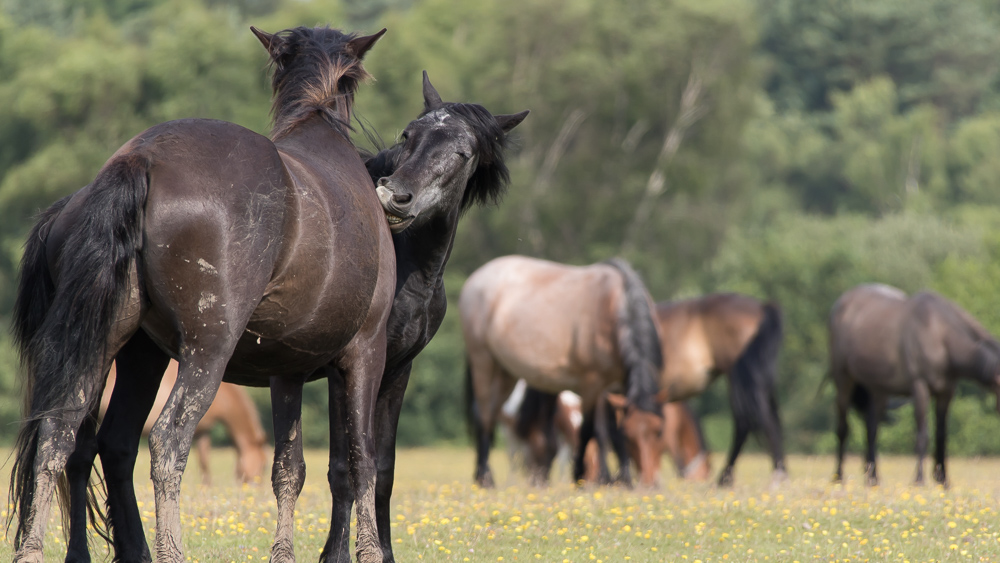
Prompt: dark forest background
<box><xmin>4</xmin><ymin>0</ymin><xmax>1000</xmax><ymax>456</ymax></box>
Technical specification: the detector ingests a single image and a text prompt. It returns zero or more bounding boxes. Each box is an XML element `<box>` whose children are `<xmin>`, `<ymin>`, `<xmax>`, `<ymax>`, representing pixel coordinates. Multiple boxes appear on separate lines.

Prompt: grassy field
<box><xmin>1</xmin><ymin>447</ymin><xmax>998</xmax><ymax>562</ymax></box>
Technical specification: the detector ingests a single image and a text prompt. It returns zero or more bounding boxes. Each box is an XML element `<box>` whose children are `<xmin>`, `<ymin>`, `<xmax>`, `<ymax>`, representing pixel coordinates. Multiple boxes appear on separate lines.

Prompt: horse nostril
<box><xmin>377</xmin><ymin>177</ymin><xmax>389</xmax><ymax>187</ymax></box>
<box><xmin>392</xmin><ymin>192</ymin><xmax>413</xmax><ymax>205</ymax></box>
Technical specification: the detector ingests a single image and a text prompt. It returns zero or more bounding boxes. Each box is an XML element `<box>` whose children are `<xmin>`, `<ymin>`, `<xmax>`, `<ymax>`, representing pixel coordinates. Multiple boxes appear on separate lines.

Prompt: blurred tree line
<box><xmin>4</xmin><ymin>0</ymin><xmax>1000</xmax><ymax>457</ymax></box>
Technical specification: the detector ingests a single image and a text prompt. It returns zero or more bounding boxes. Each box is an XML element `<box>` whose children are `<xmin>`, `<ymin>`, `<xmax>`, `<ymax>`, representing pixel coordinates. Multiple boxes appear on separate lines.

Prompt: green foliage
<box><xmin>4</xmin><ymin>0</ymin><xmax>1000</xmax><ymax>458</ymax></box>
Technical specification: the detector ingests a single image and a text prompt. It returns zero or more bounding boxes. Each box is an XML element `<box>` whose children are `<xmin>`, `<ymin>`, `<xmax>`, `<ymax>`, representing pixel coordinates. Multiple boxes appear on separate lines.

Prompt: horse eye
<box><xmin>457</xmin><ymin>151</ymin><xmax>470</xmax><ymax>160</ymax></box>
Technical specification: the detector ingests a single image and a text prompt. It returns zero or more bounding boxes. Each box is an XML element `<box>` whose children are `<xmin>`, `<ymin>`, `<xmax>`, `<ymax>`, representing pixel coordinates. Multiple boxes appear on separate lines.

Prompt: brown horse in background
<box><xmin>828</xmin><ymin>284</ymin><xmax>1000</xmax><ymax>487</ymax></box>
<box><xmin>505</xmin><ymin>386</ymin><xmax>710</xmax><ymax>484</ymax></box>
<box><xmin>101</xmin><ymin>360</ymin><xmax>268</xmax><ymax>485</ymax></box>
<box><xmin>653</xmin><ymin>293</ymin><xmax>785</xmax><ymax>486</ymax></box>
<box><xmin>462</xmin><ymin>256</ymin><xmax>664</xmax><ymax>488</ymax></box>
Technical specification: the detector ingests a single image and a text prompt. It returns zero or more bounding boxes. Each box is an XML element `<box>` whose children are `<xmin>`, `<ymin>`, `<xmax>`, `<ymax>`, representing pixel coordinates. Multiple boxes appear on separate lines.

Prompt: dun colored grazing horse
<box><xmin>462</xmin><ymin>256</ymin><xmax>665</xmax><ymax>488</ymax></box>
<box><xmin>324</xmin><ymin>72</ymin><xmax>527</xmax><ymax>562</ymax></box>
<box><xmin>506</xmin><ymin>386</ymin><xmax>710</xmax><ymax>484</ymax></box>
<box><xmin>653</xmin><ymin>293</ymin><xmax>785</xmax><ymax>486</ymax></box>
<box><xmin>829</xmin><ymin>284</ymin><xmax>1000</xmax><ymax>487</ymax></box>
<box><xmin>100</xmin><ymin>360</ymin><xmax>268</xmax><ymax>485</ymax></box>
<box><xmin>10</xmin><ymin>25</ymin><xmax>394</xmax><ymax>563</ymax></box>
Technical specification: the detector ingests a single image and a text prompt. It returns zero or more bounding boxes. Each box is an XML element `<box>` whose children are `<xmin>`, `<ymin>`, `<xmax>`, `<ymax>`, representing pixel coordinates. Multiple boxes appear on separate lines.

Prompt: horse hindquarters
<box><xmin>11</xmin><ymin>155</ymin><xmax>150</xmax><ymax>562</ymax></box>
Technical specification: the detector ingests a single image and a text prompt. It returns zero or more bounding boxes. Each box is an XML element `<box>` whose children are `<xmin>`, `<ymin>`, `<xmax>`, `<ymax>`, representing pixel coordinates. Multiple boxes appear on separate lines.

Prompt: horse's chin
<box><xmin>385</xmin><ymin>213</ymin><xmax>414</xmax><ymax>233</ymax></box>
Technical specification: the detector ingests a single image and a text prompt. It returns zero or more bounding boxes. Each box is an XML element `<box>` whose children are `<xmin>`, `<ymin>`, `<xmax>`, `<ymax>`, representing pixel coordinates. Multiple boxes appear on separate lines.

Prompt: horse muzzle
<box><xmin>376</xmin><ymin>184</ymin><xmax>415</xmax><ymax>233</ymax></box>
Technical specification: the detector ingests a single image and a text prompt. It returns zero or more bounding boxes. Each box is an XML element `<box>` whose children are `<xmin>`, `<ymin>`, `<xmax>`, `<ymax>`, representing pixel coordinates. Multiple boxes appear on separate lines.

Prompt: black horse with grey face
<box><xmin>320</xmin><ymin>72</ymin><xmax>527</xmax><ymax>562</ymax></box>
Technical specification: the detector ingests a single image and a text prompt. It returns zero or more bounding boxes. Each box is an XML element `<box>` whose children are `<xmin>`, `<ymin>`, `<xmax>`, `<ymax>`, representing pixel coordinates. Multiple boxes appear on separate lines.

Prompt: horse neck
<box><xmin>392</xmin><ymin>213</ymin><xmax>459</xmax><ymax>309</ymax></box>
<box><xmin>274</xmin><ymin>112</ymin><xmax>354</xmax><ymax>158</ymax></box>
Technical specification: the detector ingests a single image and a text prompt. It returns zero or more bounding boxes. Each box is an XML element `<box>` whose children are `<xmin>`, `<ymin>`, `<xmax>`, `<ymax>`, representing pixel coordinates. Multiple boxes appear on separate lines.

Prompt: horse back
<box><xmin>829</xmin><ymin>284</ymin><xmax>910</xmax><ymax>390</ymax></box>
<box><xmin>653</xmin><ymin>294</ymin><xmax>761</xmax><ymax>398</ymax></box>
<box><xmin>460</xmin><ymin>256</ymin><xmax>624</xmax><ymax>397</ymax></box>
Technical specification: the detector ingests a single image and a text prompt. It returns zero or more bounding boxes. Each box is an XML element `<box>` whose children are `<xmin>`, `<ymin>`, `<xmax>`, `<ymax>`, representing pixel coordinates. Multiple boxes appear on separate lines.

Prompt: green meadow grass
<box><xmin>1</xmin><ymin>447</ymin><xmax>999</xmax><ymax>562</ymax></box>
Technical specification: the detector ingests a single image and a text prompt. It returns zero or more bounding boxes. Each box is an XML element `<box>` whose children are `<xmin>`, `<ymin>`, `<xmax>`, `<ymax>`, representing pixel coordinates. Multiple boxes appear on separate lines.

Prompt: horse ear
<box><xmin>422</xmin><ymin>70</ymin><xmax>444</xmax><ymax>110</ymax></box>
<box><xmin>250</xmin><ymin>26</ymin><xmax>283</xmax><ymax>57</ymax></box>
<box><xmin>347</xmin><ymin>28</ymin><xmax>387</xmax><ymax>59</ymax></box>
<box><xmin>495</xmin><ymin>110</ymin><xmax>530</xmax><ymax>133</ymax></box>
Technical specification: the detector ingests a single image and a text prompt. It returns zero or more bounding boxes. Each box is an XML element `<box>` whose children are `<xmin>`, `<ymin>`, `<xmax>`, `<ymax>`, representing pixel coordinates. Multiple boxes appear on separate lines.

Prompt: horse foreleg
<box><xmin>342</xmin><ymin>345</ymin><xmax>386</xmax><ymax>563</ymax></box>
<box><xmin>100</xmin><ymin>330</ymin><xmax>169</xmax><ymax>563</ymax></box>
<box><xmin>573</xmin><ymin>411</ymin><xmax>604</xmax><ymax>485</ymax></box>
<box><xmin>863</xmin><ymin>395</ymin><xmax>886</xmax><ymax>487</ymax></box>
<box><xmin>594</xmin><ymin>399</ymin><xmax>629</xmax><ymax>487</ymax></box>
<box><xmin>912</xmin><ymin>381</ymin><xmax>930</xmax><ymax>485</ymax></box>
<box><xmin>322</xmin><ymin>370</ymin><xmax>353</xmax><ymax>563</ymax></box>
<box><xmin>933</xmin><ymin>391</ymin><xmax>953</xmax><ymax>487</ymax></box>
<box><xmin>268</xmin><ymin>374</ymin><xmax>307</xmax><ymax>563</ymax></box>
<box><xmin>374</xmin><ymin>364</ymin><xmax>412</xmax><ymax>563</ymax></box>
<box><xmin>64</xmin><ymin>413</ymin><xmax>99</xmax><ymax>563</ymax></box>
<box><xmin>833</xmin><ymin>385</ymin><xmax>850</xmax><ymax>483</ymax></box>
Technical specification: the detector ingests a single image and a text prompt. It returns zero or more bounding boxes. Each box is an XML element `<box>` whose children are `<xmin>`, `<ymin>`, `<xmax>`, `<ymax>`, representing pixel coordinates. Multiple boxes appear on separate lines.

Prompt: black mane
<box><xmin>364</xmin><ymin>102</ymin><xmax>511</xmax><ymax>211</ymax></box>
<box><xmin>267</xmin><ymin>26</ymin><xmax>371</xmax><ymax>139</ymax></box>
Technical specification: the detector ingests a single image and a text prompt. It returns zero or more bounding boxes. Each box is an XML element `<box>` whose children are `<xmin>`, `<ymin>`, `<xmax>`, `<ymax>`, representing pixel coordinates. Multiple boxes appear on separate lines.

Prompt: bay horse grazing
<box><xmin>508</xmin><ymin>387</ymin><xmax>710</xmax><ymax>484</ymax></box>
<box><xmin>829</xmin><ymin>284</ymin><xmax>1000</xmax><ymax>487</ymax></box>
<box><xmin>319</xmin><ymin>72</ymin><xmax>527</xmax><ymax>561</ymax></box>
<box><xmin>100</xmin><ymin>360</ymin><xmax>268</xmax><ymax>485</ymax></box>
<box><xmin>605</xmin><ymin>395</ymin><xmax>712</xmax><ymax>481</ymax></box>
<box><xmin>653</xmin><ymin>293</ymin><xmax>785</xmax><ymax>486</ymax></box>
<box><xmin>462</xmin><ymin>256</ymin><xmax>665</xmax><ymax>488</ymax></box>
<box><xmin>10</xmin><ymin>25</ymin><xmax>394</xmax><ymax>563</ymax></box>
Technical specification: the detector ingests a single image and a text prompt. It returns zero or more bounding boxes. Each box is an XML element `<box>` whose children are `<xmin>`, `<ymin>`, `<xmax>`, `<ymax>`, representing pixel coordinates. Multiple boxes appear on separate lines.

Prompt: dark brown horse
<box><xmin>462</xmin><ymin>256</ymin><xmax>665</xmax><ymax>488</ymax></box>
<box><xmin>10</xmin><ymin>25</ymin><xmax>393</xmax><ymax>563</ymax></box>
<box><xmin>652</xmin><ymin>293</ymin><xmax>785</xmax><ymax>486</ymax></box>
<box><xmin>506</xmin><ymin>387</ymin><xmax>710</xmax><ymax>485</ymax></box>
<box><xmin>100</xmin><ymin>360</ymin><xmax>268</xmax><ymax>485</ymax></box>
<box><xmin>829</xmin><ymin>284</ymin><xmax>1000</xmax><ymax>487</ymax></box>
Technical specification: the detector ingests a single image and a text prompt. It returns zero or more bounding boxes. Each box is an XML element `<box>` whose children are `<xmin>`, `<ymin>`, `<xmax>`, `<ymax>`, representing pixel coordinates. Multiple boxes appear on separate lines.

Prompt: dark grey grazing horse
<box><xmin>829</xmin><ymin>283</ymin><xmax>1000</xmax><ymax>487</ymax></box>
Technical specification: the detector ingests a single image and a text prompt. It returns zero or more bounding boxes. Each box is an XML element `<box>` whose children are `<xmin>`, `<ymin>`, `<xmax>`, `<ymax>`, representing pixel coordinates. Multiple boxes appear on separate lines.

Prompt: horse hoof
<box><xmin>831</xmin><ymin>473</ymin><xmax>843</xmax><ymax>484</ymax></box>
<box><xmin>865</xmin><ymin>475</ymin><xmax>878</xmax><ymax>487</ymax></box>
<box><xmin>768</xmin><ymin>469</ymin><xmax>788</xmax><ymax>490</ymax></box>
<box><xmin>716</xmin><ymin>471</ymin><xmax>734</xmax><ymax>488</ymax></box>
<box><xmin>475</xmin><ymin>472</ymin><xmax>495</xmax><ymax>489</ymax></box>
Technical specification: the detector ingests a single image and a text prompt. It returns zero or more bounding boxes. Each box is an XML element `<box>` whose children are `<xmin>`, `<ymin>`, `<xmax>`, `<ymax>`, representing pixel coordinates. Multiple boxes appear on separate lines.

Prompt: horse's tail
<box><xmin>603</xmin><ymin>258</ymin><xmax>662</xmax><ymax>414</ymax></box>
<box><xmin>9</xmin><ymin>153</ymin><xmax>150</xmax><ymax>547</ymax></box>
<box><xmin>729</xmin><ymin>302</ymin><xmax>783</xmax><ymax>437</ymax></box>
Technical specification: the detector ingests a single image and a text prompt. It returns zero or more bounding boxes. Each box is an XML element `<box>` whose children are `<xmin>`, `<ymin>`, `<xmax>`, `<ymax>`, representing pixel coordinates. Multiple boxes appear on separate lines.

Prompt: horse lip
<box><xmin>385</xmin><ymin>212</ymin><xmax>414</xmax><ymax>233</ymax></box>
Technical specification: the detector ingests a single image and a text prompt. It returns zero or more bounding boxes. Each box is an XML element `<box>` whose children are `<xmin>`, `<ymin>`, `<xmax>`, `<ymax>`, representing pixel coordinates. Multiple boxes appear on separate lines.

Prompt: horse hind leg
<box><xmin>467</xmin><ymin>355</ymin><xmax>516</xmax><ymax>488</ymax></box>
<box><xmin>833</xmin><ymin>385</ymin><xmax>851</xmax><ymax>483</ymax></box>
<box><xmin>148</xmin><ymin>351</ymin><xmax>232</xmax><ymax>562</ymax></box>
<box><xmin>64</xmin><ymin>412</ymin><xmax>100</xmax><ymax>563</ymax></box>
<box><xmin>97</xmin><ymin>330</ymin><xmax>170</xmax><ymax>563</ymax></box>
